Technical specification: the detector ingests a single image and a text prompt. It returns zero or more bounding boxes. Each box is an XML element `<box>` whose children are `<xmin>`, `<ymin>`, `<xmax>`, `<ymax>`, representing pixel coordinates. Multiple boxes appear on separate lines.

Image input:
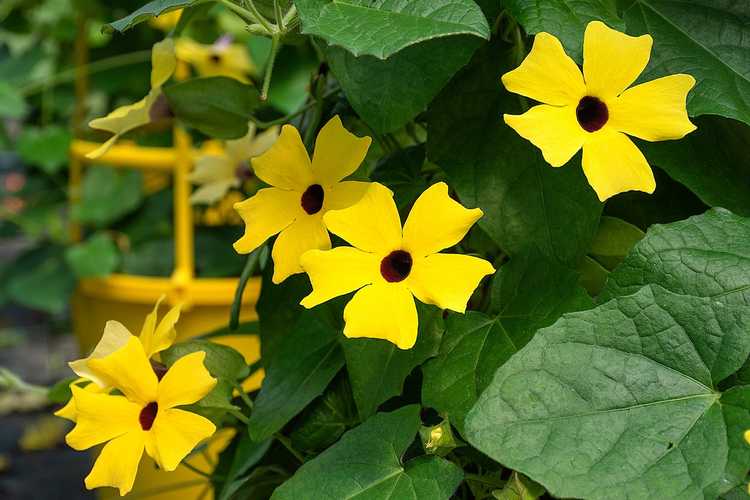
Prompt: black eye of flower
<box><xmin>210</xmin><ymin>54</ymin><xmax>222</xmax><ymax>64</ymax></box>
<box><xmin>380</xmin><ymin>250</ymin><xmax>413</xmax><ymax>282</ymax></box>
<box><xmin>301</xmin><ymin>184</ymin><xmax>324</xmax><ymax>215</ymax></box>
<box><xmin>576</xmin><ymin>96</ymin><xmax>609</xmax><ymax>132</ymax></box>
<box><xmin>139</xmin><ymin>402</ymin><xmax>158</xmax><ymax>430</ymax></box>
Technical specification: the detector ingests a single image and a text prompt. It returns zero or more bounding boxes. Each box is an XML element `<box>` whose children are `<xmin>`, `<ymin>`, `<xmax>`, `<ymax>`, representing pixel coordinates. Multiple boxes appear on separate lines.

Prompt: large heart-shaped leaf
<box><xmin>326</xmin><ymin>35</ymin><xmax>481</xmax><ymax>133</ymax></box>
<box><xmin>296</xmin><ymin>0</ymin><xmax>490</xmax><ymax>59</ymax></box>
<box><xmin>503</xmin><ymin>0</ymin><xmax>624</xmax><ymax>61</ymax></box>
<box><xmin>624</xmin><ymin>0</ymin><xmax>750</xmax><ymax>126</ymax></box>
<box><xmin>427</xmin><ymin>40</ymin><xmax>602</xmax><ymax>266</ymax></box>
<box><xmin>271</xmin><ymin>405</ymin><xmax>463</xmax><ymax>499</ymax></box>
<box><xmin>466</xmin><ymin>285</ymin><xmax>750</xmax><ymax>499</ymax></box>
<box><xmin>602</xmin><ymin>208</ymin><xmax>750</xmax><ymax>306</ymax></box>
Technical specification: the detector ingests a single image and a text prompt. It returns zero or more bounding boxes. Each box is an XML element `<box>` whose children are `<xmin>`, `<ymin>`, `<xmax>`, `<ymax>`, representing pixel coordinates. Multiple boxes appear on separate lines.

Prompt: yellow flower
<box><xmin>149</xmin><ymin>9</ymin><xmax>182</xmax><ymax>31</ymax></box>
<box><xmin>190</xmin><ymin>123</ymin><xmax>280</xmax><ymax>205</ymax></box>
<box><xmin>176</xmin><ymin>36</ymin><xmax>255</xmax><ymax>82</ymax></box>
<box><xmin>86</xmin><ymin>39</ymin><xmax>177</xmax><ymax>159</ymax></box>
<box><xmin>233</xmin><ymin>115</ymin><xmax>372</xmax><ymax>284</ymax></box>
<box><xmin>300</xmin><ymin>182</ymin><xmax>495</xmax><ymax>349</ymax></box>
<box><xmin>502</xmin><ymin>21</ymin><xmax>696</xmax><ymax>201</ymax></box>
<box><xmin>64</xmin><ymin>337</ymin><xmax>216</xmax><ymax>496</ymax></box>
<box><xmin>56</xmin><ymin>297</ymin><xmax>180</xmax><ymax>421</ymax></box>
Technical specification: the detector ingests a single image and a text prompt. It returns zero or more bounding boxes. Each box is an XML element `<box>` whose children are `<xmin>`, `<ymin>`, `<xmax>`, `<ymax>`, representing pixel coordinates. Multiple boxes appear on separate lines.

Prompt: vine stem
<box><xmin>180</xmin><ymin>461</ymin><xmax>213</xmax><ymax>479</ymax></box>
<box><xmin>229</xmin><ymin>409</ymin><xmax>250</xmax><ymax>424</ymax></box>
<box><xmin>274</xmin><ymin>433</ymin><xmax>305</xmax><ymax>464</ymax></box>
<box><xmin>244</xmin><ymin>0</ymin><xmax>275</xmax><ymax>33</ymax></box>
<box><xmin>234</xmin><ymin>382</ymin><xmax>254</xmax><ymax>410</ymax></box>
<box><xmin>220</xmin><ymin>0</ymin><xmax>263</xmax><ymax>26</ymax></box>
<box><xmin>251</xmin><ymin>86</ymin><xmax>341</xmax><ymax>128</ymax></box>
<box><xmin>261</xmin><ymin>34</ymin><xmax>281</xmax><ymax>101</ymax></box>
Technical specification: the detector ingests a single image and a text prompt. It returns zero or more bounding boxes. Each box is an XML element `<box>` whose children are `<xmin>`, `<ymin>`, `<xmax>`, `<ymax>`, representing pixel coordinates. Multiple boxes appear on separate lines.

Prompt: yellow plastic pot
<box><xmin>68</xmin><ymin>60</ymin><xmax>262</xmax><ymax>496</ymax></box>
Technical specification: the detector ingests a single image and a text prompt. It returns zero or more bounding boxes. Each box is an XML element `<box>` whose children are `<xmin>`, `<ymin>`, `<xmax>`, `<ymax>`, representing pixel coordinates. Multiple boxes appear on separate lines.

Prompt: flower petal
<box><xmin>233</xmin><ymin>187</ymin><xmax>301</xmax><ymax>254</ymax></box>
<box><xmin>190</xmin><ymin>155</ymin><xmax>235</xmax><ymax>185</ymax></box>
<box><xmin>608</xmin><ymin>74</ymin><xmax>697</xmax><ymax>141</ymax></box>
<box><xmin>300</xmin><ymin>247</ymin><xmax>380</xmax><ymax>309</ymax></box>
<box><xmin>87</xmin><ymin>336</ymin><xmax>159</xmax><ymax>404</ymax></box>
<box><xmin>224</xmin><ymin>122</ymin><xmax>257</xmax><ymax>161</ymax></box>
<box><xmin>84</xmin><ymin>431</ymin><xmax>145</xmax><ymax>496</ymax></box>
<box><xmin>271</xmin><ymin>214</ymin><xmax>331</xmax><ymax>284</ymax></box>
<box><xmin>139</xmin><ymin>298</ymin><xmax>180</xmax><ymax>358</ymax></box>
<box><xmin>157</xmin><ymin>352</ymin><xmax>216</xmax><ymax>409</ymax></box>
<box><xmin>55</xmin><ymin>380</ymin><xmax>107</xmax><ymax>422</ymax></box>
<box><xmin>148</xmin><ymin>408</ymin><xmax>216</xmax><ymax>471</ymax></box>
<box><xmin>504</xmin><ymin>104</ymin><xmax>585</xmax><ymax>167</ymax></box>
<box><xmin>407</xmin><ymin>253</ymin><xmax>495</xmax><ymax>313</ymax></box>
<box><xmin>65</xmin><ymin>386</ymin><xmax>141</xmax><ymax>450</ymax></box>
<box><xmin>311</xmin><ymin>116</ymin><xmax>371</xmax><ymax>185</ymax></box>
<box><xmin>323</xmin><ymin>182</ymin><xmax>402</xmax><ymax>254</ymax></box>
<box><xmin>324</xmin><ymin>180</ymin><xmax>370</xmax><ymax>211</ymax></box>
<box><xmin>69</xmin><ymin>320</ymin><xmax>132</xmax><ymax>387</ymax></box>
<box><xmin>190</xmin><ymin>179</ymin><xmax>238</xmax><ymax>205</ymax></box>
<box><xmin>583</xmin><ymin>21</ymin><xmax>652</xmax><ymax>99</ymax></box>
<box><xmin>246</xmin><ymin>125</ymin><xmax>280</xmax><ymax>157</ymax></box>
<box><xmin>151</xmin><ymin>38</ymin><xmax>177</xmax><ymax>88</ymax></box>
<box><xmin>402</xmin><ymin>182</ymin><xmax>484</xmax><ymax>258</ymax></box>
<box><xmin>501</xmin><ymin>32</ymin><xmax>585</xmax><ymax>106</ymax></box>
<box><xmin>251</xmin><ymin>124</ymin><xmax>313</xmax><ymax>190</ymax></box>
<box><xmin>581</xmin><ymin>129</ymin><xmax>655</xmax><ymax>201</ymax></box>
<box><xmin>343</xmin><ymin>283</ymin><xmax>418</xmax><ymax>350</ymax></box>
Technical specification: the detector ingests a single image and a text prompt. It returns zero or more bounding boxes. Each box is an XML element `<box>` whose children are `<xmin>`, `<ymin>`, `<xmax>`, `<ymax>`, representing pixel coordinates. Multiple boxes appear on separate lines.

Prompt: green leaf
<box><xmin>16</xmin><ymin>126</ymin><xmax>71</xmax><ymax>174</ymax></box>
<box><xmin>47</xmin><ymin>376</ymin><xmax>77</xmax><ymax>404</ymax></box>
<box><xmin>0</xmin><ymin>81</ymin><xmax>27</xmax><ymax>118</ymax></box>
<box><xmin>643</xmin><ymin>116</ymin><xmax>750</xmax><ymax>217</ymax></box>
<box><xmin>5</xmin><ymin>245</ymin><xmax>75</xmax><ymax>314</ymax></box>
<box><xmin>422</xmin><ymin>312</ymin><xmax>516</xmax><ymax>433</ymax></box>
<box><xmin>271</xmin><ymin>405</ymin><xmax>464</xmax><ymax>500</ymax></box>
<box><xmin>602</xmin><ymin>208</ymin><xmax>750</xmax><ymax>306</ymax></box>
<box><xmin>370</xmin><ymin>145</ymin><xmax>429</xmax><ymax>212</ymax></box>
<box><xmin>717</xmin><ymin>386</ymin><xmax>750</xmax><ymax>493</ymax></box>
<box><xmin>624</xmin><ymin>0</ymin><xmax>750</xmax><ymax>126</ymax></box>
<box><xmin>121</xmin><ymin>238</ymin><xmax>173</xmax><ymax>276</ymax></box>
<box><xmin>105</xmin><ymin>0</ymin><xmax>197</xmax><ymax>33</ymax></box>
<box><xmin>72</xmin><ymin>168</ymin><xmax>143</xmax><ymax>227</ymax></box>
<box><xmin>290</xmin><ymin>373</ymin><xmax>358</xmax><ymax>453</ymax></box>
<box><xmin>490</xmin><ymin>249</ymin><xmax>593</xmax><ymax>347</ymax></box>
<box><xmin>64</xmin><ymin>232</ymin><xmax>120</xmax><ymax>279</ymax></box>
<box><xmin>256</xmin><ymin>265</ymin><xmax>309</xmax><ymax>361</ymax></box>
<box><xmin>427</xmin><ymin>40</ymin><xmax>602</xmax><ymax>266</ymax></box>
<box><xmin>248</xmin><ymin>311</ymin><xmax>345</xmax><ymax>441</ymax></box>
<box><xmin>295</xmin><ymin>0</ymin><xmax>490</xmax><ymax>59</ymax></box>
<box><xmin>466</xmin><ymin>285</ymin><xmax>750</xmax><ymax>499</ymax></box>
<box><xmin>162</xmin><ymin>339</ymin><xmax>249</xmax><ymax>381</ymax></box>
<box><xmin>326</xmin><ymin>35</ymin><xmax>481</xmax><ymax>133</ymax></box>
<box><xmin>588</xmin><ymin>216</ymin><xmax>645</xmax><ymax>271</ymax></box>
<box><xmin>504</xmin><ymin>0</ymin><xmax>623</xmax><ymax>61</ymax></box>
<box><xmin>216</xmin><ymin>434</ymin><xmax>273</xmax><ymax>500</ymax></box>
<box><xmin>163</xmin><ymin>77</ymin><xmax>261</xmax><ymax>139</ymax></box>
<box><xmin>343</xmin><ymin>304</ymin><xmax>443</xmax><ymax>419</ymax></box>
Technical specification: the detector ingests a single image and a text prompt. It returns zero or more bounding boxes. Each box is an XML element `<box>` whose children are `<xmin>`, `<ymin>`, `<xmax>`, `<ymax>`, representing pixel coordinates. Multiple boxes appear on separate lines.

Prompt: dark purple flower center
<box><xmin>380</xmin><ymin>250</ymin><xmax>413</xmax><ymax>282</ymax></box>
<box><xmin>139</xmin><ymin>402</ymin><xmax>158</xmax><ymax>430</ymax></box>
<box><xmin>235</xmin><ymin>162</ymin><xmax>252</xmax><ymax>181</ymax></box>
<box><xmin>301</xmin><ymin>184</ymin><xmax>324</xmax><ymax>215</ymax></box>
<box><xmin>150</xmin><ymin>360</ymin><xmax>168</xmax><ymax>380</ymax></box>
<box><xmin>209</xmin><ymin>53</ymin><xmax>222</xmax><ymax>64</ymax></box>
<box><xmin>576</xmin><ymin>96</ymin><xmax>608</xmax><ymax>132</ymax></box>
<box><xmin>149</xmin><ymin>93</ymin><xmax>173</xmax><ymax>122</ymax></box>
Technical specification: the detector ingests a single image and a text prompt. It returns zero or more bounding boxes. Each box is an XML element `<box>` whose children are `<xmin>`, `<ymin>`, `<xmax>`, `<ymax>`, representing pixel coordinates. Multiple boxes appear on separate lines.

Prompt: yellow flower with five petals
<box><xmin>64</xmin><ymin>336</ymin><xmax>216</xmax><ymax>496</ymax></box>
<box><xmin>55</xmin><ymin>297</ymin><xmax>180</xmax><ymax>421</ymax></box>
<box><xmin>233</xmin><ymin>115</ymin><xmax>372</xmax><ymax>284</ymax></box>
<box><xmin>176</xmin><ymin>36</ymin><xmax>255</xmax><ymax>82</ymax></box>
<box><xmin>502</xmin><ymin>21</ymin><xmax>696</xmax><ymax>201</ymax></box>
<box><xmin>300</xmin><ymin>182</ymin><xmax>495</xmax><ymax>349</ymax></box>
<box><xmin>86</xmin><ymin>39</ymin><xmax>177</xmax><ymax>159</ymax></box>
<box><xmin>190</xmin><ymin>123</ymin><xmax>279</xmax><ymax>205</ymax></box>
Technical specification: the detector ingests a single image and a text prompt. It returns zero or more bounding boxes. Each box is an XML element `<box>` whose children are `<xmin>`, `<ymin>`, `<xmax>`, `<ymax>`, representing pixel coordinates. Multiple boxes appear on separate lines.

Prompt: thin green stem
<box><xmin>251</xmin><ymin>87</ymin><xmax>341</xmax><ymax>128</ymax></box>
<box><xmin>230</xmin><ymin>247</ymin><xmax>262</xmax><ymax>330</ymax></box>
<box><xmin>220</xmin><ymin>0</ymin><xmax>263</xmax><ymax>26</ymax></box>
<box><xmin>274</xmin><ymin>0</ymin><xmax>285</xmax><ymax>30</ymax></box>
<box><xmin>234</xmin><ymin>383</ymin><xmax>255</xmax><ymax>410</ymax></box>
<box><xmin>261</xmin><ymin>34</ymin><xmax>281</xmax><ymax>101</ymax></box>
<box><xmin>0</xmin><ymin>368</ymin><xmax>48</xmax><ymax>395</ymax></box>
<box><xmin>230</xmin><ymin>409</ymin><xmax>250</xmax><ymax>424</ymax></box>
<box><xmin>21</xmin><ymin>50</ymin><xmax>151</xmax><ymax>96</ymax></box>
<box><xmin>180</xmin><ymin>461</ymin><xmax>213</xmax><ymax>479</ymax></box>
<box><xmin>274</xmin><ymin>433</ymin><xmax>305</xmax><ymax>464</ymax></box>
<box><xmin>244</xmin><ymin>0</ymin><xmax>275</xmax><ymax>33</ymax></box>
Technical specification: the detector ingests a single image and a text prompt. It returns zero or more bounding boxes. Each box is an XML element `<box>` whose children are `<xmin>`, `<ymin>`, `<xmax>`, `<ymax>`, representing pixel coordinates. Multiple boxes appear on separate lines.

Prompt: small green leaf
<box><xmin>248</xmin><ymin>311</ymin><xmax>344</xmax><ymax>441</ymax></box>
<box><xmin>5</xmin><ymin>245</ymin><xmax>75</xmax><ymax>314</ymax></box>
<box><xmin>272</xmin><ymin>405</ymin><xmax>464</xmax><ymax>500</ymax></box>
<box><xmin>602</xmin><ymin>208</ymin><xmax>750</xmax><ymax>306</ymax></box>
<box><xmin>72</xmin><ymin>168</ymin><xmax>143</xmax><ymax>227</ymax></box>
<box><xmin>422</xmin><ymin>312</ymin><xmax>516</xmax><ymax>434</ymax></box>
<box><xmin>588</xmin><ymin>216</ymin><xmax>644</xmax><ymax>271</ymax></box>
<box><xmin>466</xmin><ymin>285</ymin><xmax>750</xmax><ymax>498</ymax></box>
<box><xmin>65</xmin><ymin>232</ymin><xmax>120</xmax><ymax>279</ymax></box>
<box><xmin>343</xmin><ymin>304</ymin><xmax>443</xmax><ymax>419</ymax></box>
<box><xmin>256</xmin><ymin>265</ymin><xmax>309</xmax><ymax>361</ymax></box>
<box><xmin>503</xmin><ymin>0</ymin><xmax>624</xmax><ymax>61</ymax></box>
<box><xmin>105</xmin><ymin>0</ymin><xmax>198</xmax><ymax>33</ymax></box>
<box><xmin>717</xmin><ymin>386</ymin><xmax>750</xmax><ymax>493</ymax></box>
<box><xmin>216</xmin><ymin>434</ymin><xmax>273</xmax><ymax>500</ymax></box>
<box><xmin>326</xmin><ymin>35</ymin><xmax>481</xmax><ymax>133</ymax></box>
<box><xmin>16</xmin><ymin>126</ymin><xmax>71</xmax><ymax>174</ymax></box>
<box><xmin>0</xmin><ymin>81</ymin><xmax>27</xmax><ymax>118</ymax></box>
<box><xmin>296</xmin><ymin>0</ymin><xmax>490</xmax><ymax>59</ymax></box>
<box><xmin>163</xmin><ymin>77</ymin><xmax>261</xmax><ymax>139</ymax></box>
<box><xmin>162</xmin><ymin>339</ymin><xmax>249</xmax><ymax>382</ymax></box>
<box><xmin>47</xmin><ymin>376</ymin><xmax>77</xmax><ymax>404</ymax></box>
